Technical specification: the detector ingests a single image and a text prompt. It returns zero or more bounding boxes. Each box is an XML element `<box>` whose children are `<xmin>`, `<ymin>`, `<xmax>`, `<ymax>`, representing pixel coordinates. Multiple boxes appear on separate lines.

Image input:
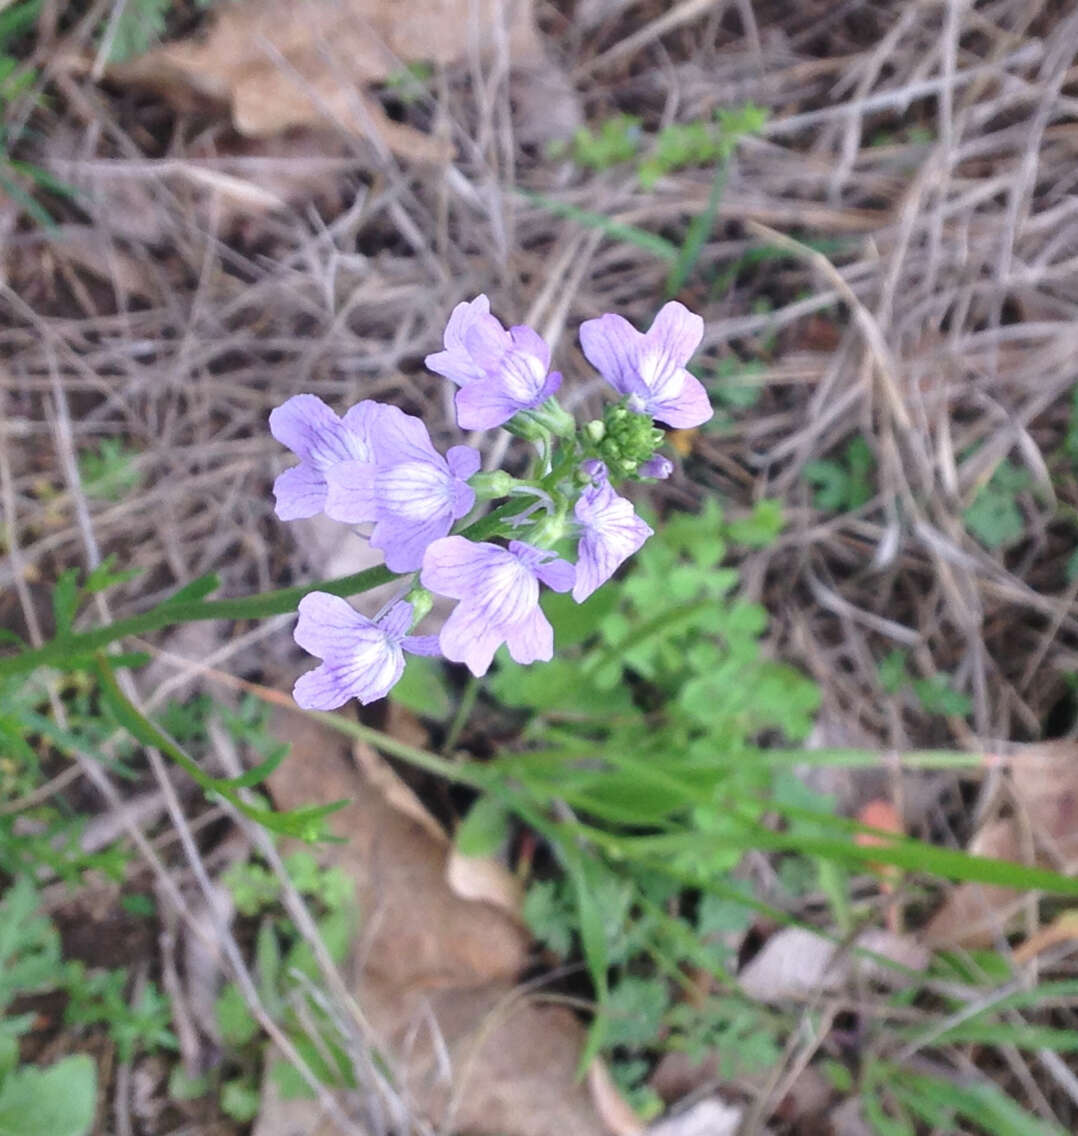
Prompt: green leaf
<box><xmin>455</xmin><ymin>795</ymin><xmax>510</xmax><ymax>858</ymax></box>
<box><xmin>911</xmin><ymin>674</ymin><xmax>972</xmax><ymax>717</ymax></box>
<box><xmin>119</xmin><ymin>893</ymin><xmax>155</xmax><ymax>918</ymax></box>
<box><xmin>220</xmin><ymin>1079</ymin><xmax>261</xmax><ymax>1123</ymax></box>
<box><xmin>964</xmin><ymin>461</ymin><xmax>1031</xmax><ymax>549</ymax></box>
<box><xmin>604</xmin><ymin>977</ymin><xmax>669</xmax><ymax>1048</ymax></box>
<box><xmin>517</xmin><ymin>189</ymin><xmax>678</xmax><ymax>262</ymax></box>
<box><xmin>0</xmin><ymin>0</ymin><xmax>43</xmax><ymax>41</ymax></box>
<box><xmin>215</xmin><ymin>983</ymin><xmax>258</xmax><ymax>1047</ymax></box>
<box><xmin>269</xmin><ymin>1058</ymin><xmax>315</xmax><ymax>1101</ymax></box>
<box><xmin>0</xmin><ymin>1055</ymin><xmax>95</xmax><ymax>1136</ymax></box>
<box><xmin>84</xmin><ymin>555</ymin><xmax>140</xmax><ymax>595</ymax></box>
<box><xmin>223</xmin><ymin>745</ymin><xmax>288</xmax><ymax>789</ymax></box>
<box><xmin>724</xmin><ymin>499</ymin><xmax>784</xmax><ymax>546</ymax></box>
<box><xmin>877</xmin><ymin>649</ymin><xmax>908</xmax><ymax>694</ymax></box>
<box><xmin>255</xmin><ymin>920</ymin><xmax>283</xmax><ymax>1016</ymax></box>
<box><xmin>522</xmin><ymin>879</ymin><xmax>574</xmax><ymax>958</ymax></box>
<box><xmin>282</xmin><ymin>850</ymin><xmax>321</xmax><ymax>894</ymax></box>
<box><xmin>51</xmin><ymin>569</ymin><xmax>80</xmax><ymax>635</ymax></box>
<box><xmin>920</xmin><ymin>1022</ymin><xmax>1078</xmax><ymax>1051</ymax></box>
<box><xmin>389</xmin><ymin>655</ymin><xmax>451</xmax><ymax>720</ymax></box>
<box><xmin>569</xmin><ymin>114</ymin><xmax>643</xmax><ymax>170</ymax></box>
<box><xmin>105</xmin><ymin>0</ymin><xmax>169</xmax><ymax>62</ymax></box>
<box><xmin>892</xmin><ymin>1068</ymin><xmax>1067</xmax><ymax>1136</ymax></box>
<box><xmin>162</xmin><ymin>573</ymin><xmax>220</xmax><ymax>606</ymax></box>
<box><xmin>167</xmin><ymin>1066</ymin><xmax>209</xmax><ymax>1101</ymax></box>
<box><xmin>222</xmin><ymin>860</ymin><xmax>280</xmax><ymax>917</ymax></box>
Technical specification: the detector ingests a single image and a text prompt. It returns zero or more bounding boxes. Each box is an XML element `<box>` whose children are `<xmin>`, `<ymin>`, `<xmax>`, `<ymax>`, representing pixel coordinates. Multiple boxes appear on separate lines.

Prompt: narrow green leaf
<box><xmin>162</xmin><ymin>573</ymin><xmax>221</xmax><ymax>606</ymax></box>
<box><xmin>455</xmin><ymin>796</ymin><xmax>510</xmax><ymax>858</ymax></box>
<box><xmin>565</xmin><ymin>852</ymin><xmax>611</xmax><ymax>1071</ymax></box>
<box><xmin>51</xmin><ymin>569</ymin><xmax>80</xmax><ymax>635</ymax></box>
<box><xmin>84</xmin><ymin>555</ymin><xmax>141</xmax><ymax>595</ymax></box>
<box><xmin>666</xmin><ymin>159</ymin><xmax>728</xmax><ymax>297</ymax></box>
<box><xmin>517</xmin><ymin>188</ymin><xmax>678</xmax><ymax>261</ymax></box>
<box><xmin>222</xmin><ymin>746</ymin><xmax>288</xmax><ymax>790</ymax></box>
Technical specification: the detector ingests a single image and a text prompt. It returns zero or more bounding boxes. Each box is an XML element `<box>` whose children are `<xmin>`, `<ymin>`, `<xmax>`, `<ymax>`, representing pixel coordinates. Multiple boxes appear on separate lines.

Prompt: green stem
<box><xmin>0</xmin><ymin>502</ymin><xmax>529</xmax><ymax>680</ymax></box>
<box><xmin>441</xmin><ymin>675</ymin><xmax>480</xmax><ymax>755</ymax></box>
<box><xmin>309</xmin><ymin>711</ymin><xmax>490</xmax><ymax>789</ymax></box>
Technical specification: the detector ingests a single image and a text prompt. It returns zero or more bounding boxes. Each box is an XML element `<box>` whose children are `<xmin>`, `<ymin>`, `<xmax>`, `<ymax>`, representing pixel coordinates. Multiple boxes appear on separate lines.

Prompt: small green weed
<box><xmin>705</xmin><ymin>356</ymin><xmax>765</xmax><ymax>415</ymax></box>
<box><xmin>804</xmin><ymin>435</ymin><xmax>876</xmax><ymax>512</ymax></box>
<box><xmin>0</xmin><ymin>877</ymin><xmax>188</xmax><ymax>1136</ymax></box>
<box><xmin>383</xmin><ymin>61</ymin><xmax>434</xmax><ymax>105</ymax></box>
<box><xmin>0</xmin><ymin>0</ymin><xmax>80</xmax><ymax>227</ymax></box>
<box><xmin>877</xmin><ymin>650</ymin><xmax>972</xmax><ymax>718</ymax></box>
<box><xmin>103</xmin><ymin>0</ymin><xmax>219</xmax><ymax>63</ymax></box>
<box><xmin>557</xmin><ymin>113</ymin><xmax>643</xmax><ymax>171</ymax></box>
<box><xmin>963</xmin><ymin>458</ymin><xmax>1032</xmax><ymax>549</ymax></box>
<box><xmin>489</xmin><ymin>501</ymin><xmax>816</xmax><ymax>1077</ymax></box>
<box><xmin>168</xmin><ymin>848</ymin><xmax>359</xmax><ymax>1117</ymax></box>
<box><xmin>78</xmin><ymin>439</ymin><xmax>142</xmax><ymax>501</ymax></box>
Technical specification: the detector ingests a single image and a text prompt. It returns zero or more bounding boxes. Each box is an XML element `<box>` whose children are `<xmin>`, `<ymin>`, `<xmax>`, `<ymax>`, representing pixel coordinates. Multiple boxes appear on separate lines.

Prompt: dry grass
<box><xmin>4</xmin><ymin>0</ymin><xmax>1078</xmax><ymax>1131</ymax></box>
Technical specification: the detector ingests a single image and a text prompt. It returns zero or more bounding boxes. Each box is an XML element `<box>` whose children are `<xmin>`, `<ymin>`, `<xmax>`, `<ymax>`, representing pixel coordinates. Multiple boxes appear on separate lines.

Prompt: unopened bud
<box><xmin>405</xmin><ymin>587</ymin><xmax>434</xmax><ymax>624</ymax></box>
<box><xmin>528</xmin><ymin>512</ymin><xmax>569</xmax><ymax>549</ymax></box>
<box><xmin>469</xmin><ymin>470</ymin><xmax>517</xmax><ymax>500</ymax></box>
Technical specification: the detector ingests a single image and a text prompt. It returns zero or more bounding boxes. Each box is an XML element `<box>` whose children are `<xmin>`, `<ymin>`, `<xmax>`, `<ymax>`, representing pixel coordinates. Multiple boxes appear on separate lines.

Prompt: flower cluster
<box><xmin>271</xmin><ymin>298</ymin><xmax>712</xmax><ymax>708</ymax></box>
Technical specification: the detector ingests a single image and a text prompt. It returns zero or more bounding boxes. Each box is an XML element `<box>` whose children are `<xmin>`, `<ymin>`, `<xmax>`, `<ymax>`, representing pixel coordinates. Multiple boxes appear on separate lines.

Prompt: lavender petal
<box><xmin>273</xmin><ymin>462</ymin><xmax>327</xmax><ymax>521</ymax></box>
<box><xmin>323</xmin><ymin>460</ymin><xmax>378</xmax><ymax>524</ymax></box>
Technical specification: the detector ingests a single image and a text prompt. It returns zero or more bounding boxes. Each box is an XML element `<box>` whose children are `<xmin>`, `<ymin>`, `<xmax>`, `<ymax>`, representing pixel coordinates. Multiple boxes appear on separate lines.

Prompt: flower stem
<box><xmin>0</xmin><ymin>500</ymin><xmax>533</xmax><ymax>679</ymax></box>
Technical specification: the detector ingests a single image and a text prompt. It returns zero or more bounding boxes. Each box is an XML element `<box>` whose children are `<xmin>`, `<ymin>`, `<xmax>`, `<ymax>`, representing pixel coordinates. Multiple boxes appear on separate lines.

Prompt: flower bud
<box><xmin>469</xmin><ymin>470</ymin><xmax>518</xmax><ymax>500</ymax></box>
<box><xmin>404</xmin><ymin>587</ymin><xmax>434</xmax><ymax>625</ymax></box>
<box><xmin>528</xmin><ymin>511</ymin><xmax>569</xmax><ymax>549</ymax></box>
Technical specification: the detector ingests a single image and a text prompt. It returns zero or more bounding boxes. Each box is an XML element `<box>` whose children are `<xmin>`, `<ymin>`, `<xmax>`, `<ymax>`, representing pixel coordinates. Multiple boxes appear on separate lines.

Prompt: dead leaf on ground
<box><xmin>589</xmin><ymin>1057</ymin><xmax>645</xmax><ymax>1136</ymax></box>
<box><xmin>737</xmin><ymin>926</ymin><xmax>929</xmax><ymax>1003</ymax></box>
<box><xmin>646</xmin><ymin>1097</ymin><xmax>747</xmax><ymax>1136</ymax></box>
<box><xmin>921</xmin><ymin>818</ymin><xmax>1026</xmax><ymax>948</ymax></box>
<box><xmin>261</xmin><ymin>707</ymin><xmax>609</xmax><ymax>1135</ymax></box>
<box><xmin>348</xmin><ymin>723</ymin><xmax>526</xmax><ymax>918</ymax></box>
<box><xmin>109</xmin><ymin>0</ymin><xmax>543</xmax><ymax>163</ymax></box>
<box><xmin>446</xmin><ymin>850</ymin><xmax>525</xmax><ymax>916</ymax></box>
<box><xmin>923</xmin><ymin>740</ymin><xmax>1078</xmax><ymax>949</ymax></box>
<box><xmin>1013</xmin><ymin>909</ymin><xmax>1078</xmax><ymax>964</ymax></box>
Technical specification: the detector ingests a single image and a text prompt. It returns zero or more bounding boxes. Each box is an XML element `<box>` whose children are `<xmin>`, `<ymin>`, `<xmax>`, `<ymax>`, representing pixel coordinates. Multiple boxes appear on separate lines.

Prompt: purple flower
<box><xmin>270</xmin><ymin>395</ymin><xmax>387</xmax><ymax>521</ymax></box>
<box><xmin>324</xmin><ymin>405</ymin><xmax>480</xmax><ymax>572</ymax></box>
<box><xmin>640</xmin><ymin>455</ymin><xmax>673</xmax><ymax>480</ymax></box>
<box><xmin>573</xmin><ymin>463</ymin><xmax>653</xmax><ymax>602</ymax></box>
<box><xmin>424</xmin><ymin>295</ymin><xmax>562</xmax><ymax>431</ymax></box>
<box><xmin>292</xmin><ymin>595</ymin><xmax>438</xmax><ymax>709</ymax></box>
<box><xmin>421</xmin><ymin>537</ymin><xmax>574</xmax><ymax>676</ymax></box>
<box><xmin>579</xmin><ymin>301</ymin><xmax>712</xmax><ymax>429</ymax></box>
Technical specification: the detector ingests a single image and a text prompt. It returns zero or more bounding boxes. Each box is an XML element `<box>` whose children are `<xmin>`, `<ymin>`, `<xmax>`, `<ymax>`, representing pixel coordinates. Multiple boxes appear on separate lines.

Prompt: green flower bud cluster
<box><xmin>584</xmin><ymin>403</ymin><xmax>665</xmax><ymax>480</ymax></box>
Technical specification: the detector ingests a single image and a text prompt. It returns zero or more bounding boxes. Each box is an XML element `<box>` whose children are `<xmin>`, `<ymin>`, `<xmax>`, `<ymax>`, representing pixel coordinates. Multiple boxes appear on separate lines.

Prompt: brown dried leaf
<box><xmin>268</xmin><ymin>709</ymin><xmax>526</xmax><ymax>989</ymax></box>
<box><xmin>263</xmin><ymin>707</ymin><xmax>608</xmax><ymax>1135</ymax></box>
<box><xmin>923</xmin><ymin>741</ymin><xmax>1078</xmax><ymax>949</ymax></box>
<box><xmin>1007</xmin><ymin>739</ymin><xmax>1078</xmax><ymax>864</ymax></box>
<box><xmin>738</xmin><ymin>927</ymin><xmax>928</xmax><ymax>1003</ymax></box>
<box><xmin>588</xmin><ymin>1057</ymin><xmax>645</xmax><ymax>1136</ymax></box>
<box><xmin>646</xmin><ymin>1097</ymin><xmax>746</xmax><ymax>1136</ymax></box>
<box><xmin>446</xmin><ymin>850</ymin><xmax>525</xmax><ymax>916</ymax></box>
<box><xmin>921</xmin><ymin>818</ymin><xmax>1025</xmax><ymax>948</ymax></box>
<box><xmin>110</xmin><ymin>0</ymin><xmax>542</xmax><ymax>161</ymax></box>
